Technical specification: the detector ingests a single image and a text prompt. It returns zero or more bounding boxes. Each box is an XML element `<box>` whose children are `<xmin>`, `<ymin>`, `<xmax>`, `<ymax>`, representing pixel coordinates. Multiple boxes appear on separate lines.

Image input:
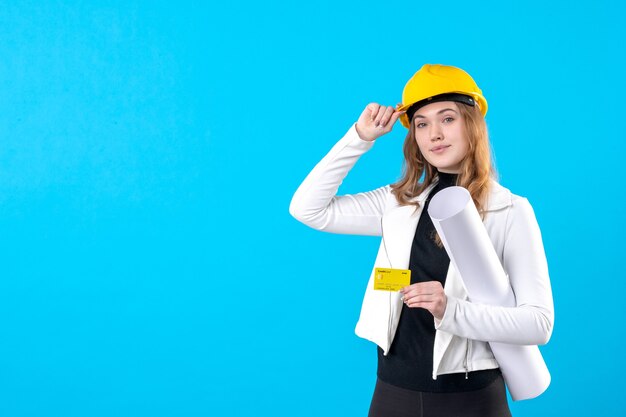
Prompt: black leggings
<box><xmin>368</xmin><ymin>374</ymin><xmax>512</xmax><ymax>417</ymax></box>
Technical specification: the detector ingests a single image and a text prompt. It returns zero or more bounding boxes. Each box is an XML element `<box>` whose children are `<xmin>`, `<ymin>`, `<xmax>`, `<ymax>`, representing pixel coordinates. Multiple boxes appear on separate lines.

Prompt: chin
<box><xmin>436</xmin><ymin>164</ymin><xmax>462</xmax><ymax>173</ymax></box>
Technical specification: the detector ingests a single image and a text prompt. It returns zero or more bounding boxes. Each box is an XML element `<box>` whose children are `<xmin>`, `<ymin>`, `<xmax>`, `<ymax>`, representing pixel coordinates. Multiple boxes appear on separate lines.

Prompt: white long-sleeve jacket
<box><xmin>289</xmin><ymin>124</ymin><xmax>554</xmax><ymax>379</ymax></box>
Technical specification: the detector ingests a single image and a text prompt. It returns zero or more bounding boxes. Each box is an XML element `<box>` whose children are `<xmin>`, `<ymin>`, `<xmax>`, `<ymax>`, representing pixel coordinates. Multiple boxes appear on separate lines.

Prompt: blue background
<box><xmin>1</xmin><ymin>1</ymin><xmax>624</xmax><ymax>416</ymax></box>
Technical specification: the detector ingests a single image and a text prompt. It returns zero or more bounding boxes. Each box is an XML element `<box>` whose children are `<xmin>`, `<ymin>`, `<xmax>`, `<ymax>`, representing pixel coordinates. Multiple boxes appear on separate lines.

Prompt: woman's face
<box><xmin>413</xmin><ymin>101</ymin><xmax>469</xmax><ymax>174</ymax></box>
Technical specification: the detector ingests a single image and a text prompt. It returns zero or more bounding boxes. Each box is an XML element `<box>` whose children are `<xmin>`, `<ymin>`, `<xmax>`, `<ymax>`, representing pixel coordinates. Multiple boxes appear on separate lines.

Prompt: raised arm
<box><xmin>289</xmin><ymin>104</ymin><xmax>404</xmax><ymax>236</ymax></box>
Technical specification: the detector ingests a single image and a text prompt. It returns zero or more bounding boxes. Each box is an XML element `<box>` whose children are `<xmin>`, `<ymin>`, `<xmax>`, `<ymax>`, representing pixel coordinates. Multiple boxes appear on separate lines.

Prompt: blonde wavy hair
<box><xmin>390</xmin><ymin>102</ymin><xmax>497</xmax><ymax>218</ymax></box>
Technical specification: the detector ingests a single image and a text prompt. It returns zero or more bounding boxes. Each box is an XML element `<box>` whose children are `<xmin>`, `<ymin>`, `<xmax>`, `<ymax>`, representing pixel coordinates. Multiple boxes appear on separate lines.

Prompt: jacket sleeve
<box><xmin>288</xmin><ymin>124</ymin><xmax>390</xmax><ymax>236</ymax></box>
<box><xmin>435</xmin><ymin>197</ymin><xmax>555</xmax><ymax>345</ymax></box>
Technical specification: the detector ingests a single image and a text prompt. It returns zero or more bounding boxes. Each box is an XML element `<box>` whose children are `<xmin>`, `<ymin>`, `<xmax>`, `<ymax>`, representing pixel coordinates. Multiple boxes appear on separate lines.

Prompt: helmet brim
<box><xmin>397</xmin><ymin>92</ymin><xmax>488</xmax><ymax>129</ymax></box>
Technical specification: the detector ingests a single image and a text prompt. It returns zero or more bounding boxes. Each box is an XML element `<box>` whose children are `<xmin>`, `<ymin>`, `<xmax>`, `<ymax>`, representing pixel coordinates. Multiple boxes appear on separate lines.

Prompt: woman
<box><xmin>289</xmin><ymin>64</ymin><xmax>554</xmax><ymax>417</ymax></box>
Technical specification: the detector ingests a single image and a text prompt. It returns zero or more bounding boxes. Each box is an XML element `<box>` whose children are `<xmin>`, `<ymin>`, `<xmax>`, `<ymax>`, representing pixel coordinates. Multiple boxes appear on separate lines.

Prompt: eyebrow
<box><xmin>414</xmin><ymin>108</ymin><xmax>458</xmax><ymax>119</ymax></box>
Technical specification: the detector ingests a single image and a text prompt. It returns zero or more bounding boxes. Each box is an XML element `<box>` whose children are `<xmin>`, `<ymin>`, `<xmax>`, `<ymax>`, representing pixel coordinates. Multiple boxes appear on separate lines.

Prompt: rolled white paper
<box><xmin>428</xmin><ymin>186</ymin><xmax>550</xmax><ymax>401</ymax></box>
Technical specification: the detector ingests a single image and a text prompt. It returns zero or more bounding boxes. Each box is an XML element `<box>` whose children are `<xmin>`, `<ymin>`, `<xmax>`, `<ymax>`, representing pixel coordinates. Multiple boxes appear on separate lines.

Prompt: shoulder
<box><xmin>486</xmin><ymin>179</ymin><xmax>531</xmax><ymax>212</ymax></box>
<box><xmin>487</xmin><ymin>180</ymin><xmax>539</xmax><ymax>232</ymax></box>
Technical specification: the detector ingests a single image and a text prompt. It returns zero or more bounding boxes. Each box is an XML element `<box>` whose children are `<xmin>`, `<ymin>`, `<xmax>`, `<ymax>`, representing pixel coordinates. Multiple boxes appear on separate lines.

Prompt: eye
<box><xmin>416</xmin><ymin>122</ymin><xmax>426</xmax><ymax>128</ymax></box>
<box><xmin>443</xmin><ymin>116</ymin><xmax>454</xmax><ymax>123</ymax></box>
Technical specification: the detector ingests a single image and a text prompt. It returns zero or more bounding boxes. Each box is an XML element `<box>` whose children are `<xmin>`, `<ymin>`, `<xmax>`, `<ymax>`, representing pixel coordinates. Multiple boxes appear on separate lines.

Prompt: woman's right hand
<box><xmin>355</xmin><ymin>103</ymin><xmax>405</xmax><ymax>142</ymax></box>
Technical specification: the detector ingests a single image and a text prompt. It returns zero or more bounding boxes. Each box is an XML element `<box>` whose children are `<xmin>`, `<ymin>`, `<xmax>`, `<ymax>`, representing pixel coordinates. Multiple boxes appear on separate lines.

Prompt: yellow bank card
<box><xmin>374</xmin><ymin>268</ymin><xmax>411</xmax><ymax>291</ymax></box>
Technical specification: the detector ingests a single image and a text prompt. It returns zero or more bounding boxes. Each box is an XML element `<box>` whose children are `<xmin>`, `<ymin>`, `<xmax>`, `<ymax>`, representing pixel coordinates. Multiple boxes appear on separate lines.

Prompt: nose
<box><xmin>429</xmin><ymin>124</ymin><xmax>443</xmax><ymax>142</ymax></box>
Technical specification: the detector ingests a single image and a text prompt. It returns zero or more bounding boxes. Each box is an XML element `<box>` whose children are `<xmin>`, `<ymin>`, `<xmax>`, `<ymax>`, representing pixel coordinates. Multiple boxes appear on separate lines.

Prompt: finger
<box><xmin>401</xmin><ymin>284</ymin><xmax>416</xmax><ymax>293</ymax></box>
<box><xmin>377</xmin><ymin>106</ymin><xmax>392</xmax><ymax>127</ymax></box>
<box><xmin>385</xmin><ymin>109</ymin><xmax>405</xmax><ymax>130</ymax></box>
<box><xmin>368</xmin><ymin>103</ymin><xmax>381</xmax><ymax>121</ymax></box>
<box><xmin>406</xmin><ymin>299</ymin><xmax>429</xmax><ymax>308</ymax></box>
<box><xmin>404</xmin><ymin>291</ymin><xmax>437</xmax><ymax>305</ymax></box>
<box><xmin>389</xmin><ymin>110</ymin><xmax>404</xmax><ymax>125</ymax></box>
<box><xmin>373</xmin><ymin>105</ymin><xmax>388</xmax><ymax>127</ymax></box>
<box><xmin>407</xmin><ymin>300</ymin><xmax>437</xmax><ymax>310</ymax></box>
<box><xmin>402</xmin><ymin>288</ymin><xmax>420</xmax><ymax>299</ymax></box>
<box><xmin>401</xmin><ymin>282</ymin><xmax>429</xmax><ymax>295</ymax></box>
<box><xmin>404</xmin><ymin>295</ymin><xmax>436</xmax><ymax>308</ymax></box>
<box><xmin>404</xmin><ymin>286</ymin><xmax>436</xmax><ymax>298</ymax></box>
<box><xmin>379</xmin><ymin>106</ymin><xmax>396</xmax><ymax>128</ymax></box>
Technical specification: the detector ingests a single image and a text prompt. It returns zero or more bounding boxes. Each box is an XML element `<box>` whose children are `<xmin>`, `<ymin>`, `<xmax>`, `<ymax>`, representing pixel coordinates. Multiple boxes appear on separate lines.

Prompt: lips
<box><xmin>431</xmin><ymin>145</ymin><xmax>450</xmax><ymax>152</ymax></box>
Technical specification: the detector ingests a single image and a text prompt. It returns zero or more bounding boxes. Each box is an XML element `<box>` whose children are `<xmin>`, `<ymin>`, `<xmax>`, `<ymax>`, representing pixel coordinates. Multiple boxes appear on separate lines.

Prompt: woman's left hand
<box><xmin>401</xmin><ymin>281</ymin><xmax>447</xmax><ymax>320</ymax></box>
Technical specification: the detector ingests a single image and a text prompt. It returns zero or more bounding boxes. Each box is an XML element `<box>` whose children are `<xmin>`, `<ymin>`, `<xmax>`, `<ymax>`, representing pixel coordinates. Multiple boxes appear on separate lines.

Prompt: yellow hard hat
<box><xmin>397</xmin><ymin>64</ymin><xmax>488</xmax><ymax>128</ymax></box>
